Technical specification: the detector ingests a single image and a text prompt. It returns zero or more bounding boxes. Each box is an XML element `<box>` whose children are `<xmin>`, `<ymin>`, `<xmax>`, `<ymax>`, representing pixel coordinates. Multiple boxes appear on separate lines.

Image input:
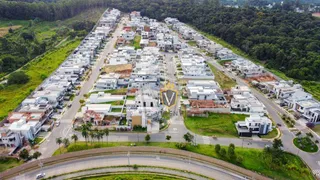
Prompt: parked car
<box><xmin>55</xmin><ymin>121</ymin><xmax>60</xmax><ymax>127</ymax></box>
<box><xmin>277</xmin><ymin>123</ymin><xmax>282</xmax><ymax>127</ymax></box>
<box><xmin>36</xmin><ymin>172</ymin><xmax>45</xmax><ymax>179</ymax></box>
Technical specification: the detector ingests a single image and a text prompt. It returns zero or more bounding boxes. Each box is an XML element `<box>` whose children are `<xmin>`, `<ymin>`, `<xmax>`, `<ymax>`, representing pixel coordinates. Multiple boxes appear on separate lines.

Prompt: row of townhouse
<box><xmin>178</xmin><ymin>48</ymin><xmax>214</xmax><ymax>78</ymax></box>
<box><xmin>184</xmin><ymin>80</ymin><xmax>229</xmax><ymax>115</ymax></box>
<box><xmin>0</xmin><ymin>8</ymin><xmax>121</xmax><ymax>150</ymax></box>
<box><xmin>230</xmin><ymin>85</ymin><xmax>267</xmax><ymax>115</ymax></box>
<box><xmin>258</xmin><ymin>80</ymin><xmax>320</xmax><ymax>123</ymax></box>
<box><xmin>216</xmin><ymin>48</ymin><xmax>238</xmax><ymax>61</ymax></box>
<box><xmin>230</xmin><ymin>58</ymin><xmax>265</xmax><ymax>78</ymax></box>
<box><xmin>165</xmin><ymin>18</ymin><xmax>203</xmax><ymax>41</ymax></box>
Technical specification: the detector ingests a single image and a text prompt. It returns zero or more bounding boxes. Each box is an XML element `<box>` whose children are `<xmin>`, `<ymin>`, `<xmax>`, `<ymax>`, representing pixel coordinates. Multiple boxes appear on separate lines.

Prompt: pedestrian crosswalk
<box><xmin>312</xmin><ymin>169</ymin><xmax>320</xmax><ymax>177</ymax></box>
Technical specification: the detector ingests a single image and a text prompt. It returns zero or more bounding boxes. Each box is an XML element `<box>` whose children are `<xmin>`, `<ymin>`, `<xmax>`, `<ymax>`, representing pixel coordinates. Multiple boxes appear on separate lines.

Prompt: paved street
<box><xmin>38</xmin><ymin>17</ymin><xmax>128</xmax><ymax>158</ymax></box>
<box><xmin>18</xmin><ymin>154</ymin><xmax>247</xmax><ymax>180</ymax></box>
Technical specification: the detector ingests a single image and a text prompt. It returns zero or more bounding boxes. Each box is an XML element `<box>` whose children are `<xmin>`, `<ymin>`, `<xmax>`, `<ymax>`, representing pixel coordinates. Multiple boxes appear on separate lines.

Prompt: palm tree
<box><xmin>56</xmin><ymin>137</ymin><xmax>62</xmax><ymax>154</ymax></box>
<box><xmin>89</xmin><ymin>131</ymin><xmax>95</xmax><ymax>144</ymax></box>
<box><xmin>71</xmin><ymin>134</ymin><xmax>78</xmax><ymax>144</ymax></box>
<box><xmin>104</xmin><ymin>128</ymin><xmax>109</xmax><ymax>145</ymax></box>
<box><xmin>98</xmin><ymin>131</ymin><xmax>104</xmax><ymax>145</ymax></box>
<box><xmin>62</xmin><ymin>138</ymin><xmax>70</xmax><ymax>148</ymax></box>
<box><xmin>86</xmin><ymin>122</ymin><xmax>93</xmax><ymax>130</ymax></box>
<box><xmin>81</xmin><ymin>124</ymin><xmax>89</xmax><ymax>145</ymax></box>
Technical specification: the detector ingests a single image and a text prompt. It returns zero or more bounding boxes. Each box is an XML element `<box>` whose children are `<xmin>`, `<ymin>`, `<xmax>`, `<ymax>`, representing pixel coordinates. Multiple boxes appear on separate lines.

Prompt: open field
<box><xmin>52</xmin><ymin>142</ymin><xmax>313</xmax><ymax>180</ymax></box>
<box><xmin>184</xmin><ymin>113</ymin><xmax>248</xmax><ymax>137</ymax></box>
<box><xmin>207</xmin><ymin>63</ymin><xmax>236</xmax><ymax>89</ymax></box>
<box><xmin>0</xmin><ymin>40</ymin><xmax>81</xmax><ymax>120</ymax></box>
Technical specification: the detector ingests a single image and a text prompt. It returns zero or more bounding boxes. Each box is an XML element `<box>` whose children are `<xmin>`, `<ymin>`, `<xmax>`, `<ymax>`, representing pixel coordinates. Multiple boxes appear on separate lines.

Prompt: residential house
<box><xmin>235</xmin><ymin>114</ymin><xmax>273</xmax><ymax>136</ymax></box>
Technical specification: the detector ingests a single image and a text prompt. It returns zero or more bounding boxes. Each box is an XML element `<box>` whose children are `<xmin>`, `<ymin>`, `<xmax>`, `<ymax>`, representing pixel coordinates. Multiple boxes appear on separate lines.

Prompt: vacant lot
<box><xmin>0</xmin><ymin>40</ymin><xmax>80</xmax><ymax>120</ymax></box>
<box><xmin>208</xmin><ymin>63</ymin><xmax>236</xmax><ymax>90</ymax></box>
<box><xmin>184</xmin><ymin>113</ymin><xmax>248</xmax><ymax>137</ymax></box>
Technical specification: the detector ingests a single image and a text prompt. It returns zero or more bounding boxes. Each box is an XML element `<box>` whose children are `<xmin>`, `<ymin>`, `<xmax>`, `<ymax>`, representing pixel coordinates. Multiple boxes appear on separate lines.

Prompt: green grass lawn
<box><xmin>131</xmin><ymin>35</ymin><xmax>141</xmax><ymax>50</ymax></box>
<box><xmin>111</xmin><ymin>108</ymin><xmax>122</xmax><ymax>112</ymax></box>
<box><xmin>126</xmin><ymin>95</ymin><xmax>135</xmax><ymax>100</ymax></box>
<box><xmin>207</xmin><ymin>63</ymin><xmax>236</xmax><ymax>90</ymax></box>
<box><xmin>81</xmin><ymin>173</ymin><xmax>185</xmax><ymax>180</ymax></box>
<box><xmin>260</xmin><ymin>128</ymin><xmax>279</xmax><ymax>139</ymax></box>
<box><xmin>53</xmin><ymin>141</ymin><xmax>313</xmax><ymax>180</ymax></box>
<box><xmin>184</xmin><ymin>113</ymin><xmax>248</xmax><ymax>137</ymax></box>
<box><xmin>0</xmin><ymin>157</ymin><xmax>23</xmax><ymax>172</ymax></box>
<box><xmin>34</xmin><ymin>137</ymin><xmax>44</xmax><ymax>144</ymax></box>
<box><xmin>162</xmin><ymin>111</ymin><xmax>170</xmax><ymax>120</ymax></box>
<box><xmin>294</xmin><ymin>137</ymin><xmax>319</xmax><ymax>153</ymax></box>
<box><xmin>187</xmin><ymin>40</ymin><xmax>197</xmax><ymax>46</ymax></box>
<box><xmin>0</xmin><ymin>40</ymin><xmax>81</xmax><ymax>120</ymax></box>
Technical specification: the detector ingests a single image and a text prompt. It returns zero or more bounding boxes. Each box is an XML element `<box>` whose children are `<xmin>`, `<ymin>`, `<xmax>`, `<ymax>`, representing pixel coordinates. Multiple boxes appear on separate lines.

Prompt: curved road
<box><xmin>15</xmin><ymin>154</ymin><xmax>248</xmax><ymax>180</ymax></box>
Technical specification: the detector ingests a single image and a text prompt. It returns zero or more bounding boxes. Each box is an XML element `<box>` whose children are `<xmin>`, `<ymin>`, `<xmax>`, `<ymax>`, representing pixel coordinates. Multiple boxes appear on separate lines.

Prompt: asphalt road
<box><xmin>38</xmin><ymin>17</ymin><xmax>128</xmax><ymax>158</ymax></box>
<box><xmin>16</xmin><ymin>154</ymin><xmax>248</xmax><ymax>180</ymax></box>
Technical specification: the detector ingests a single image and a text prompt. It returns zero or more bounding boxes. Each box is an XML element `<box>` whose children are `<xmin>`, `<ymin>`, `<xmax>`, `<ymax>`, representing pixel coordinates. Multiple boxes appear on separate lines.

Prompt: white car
<box><xmin>55</xmin><ymin>121</ymin><xmax>60</xmax><ymax>127</ymax></box>
<box><xmin>36</xmin><ymin>172</ymin><xmax>45</xmax><ymax>179</ymax></box>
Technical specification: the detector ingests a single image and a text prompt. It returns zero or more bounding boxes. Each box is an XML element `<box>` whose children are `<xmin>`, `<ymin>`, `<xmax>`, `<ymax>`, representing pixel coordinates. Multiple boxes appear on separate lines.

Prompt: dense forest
<box><xmin>0</xmin><ymin>0</ymin><xmax>320</xmax><ymax>82</ymax></box>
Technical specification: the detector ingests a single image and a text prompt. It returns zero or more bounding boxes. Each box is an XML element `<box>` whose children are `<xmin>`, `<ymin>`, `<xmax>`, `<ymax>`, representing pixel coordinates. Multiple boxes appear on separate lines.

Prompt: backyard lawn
<box><xmin>184</xmin><ymin>113</ymin><xmax>248</xmax><ymax>137</ymax></box>
<box><xmin>53</xmin><ymin>141</ymin><xmax>313</xmax><ymax>180</ymax></box>
<box><xmin>187</xmin><ymin>40</ymin><xmax>197</xmax><ymax>46</ymax></box>
<box><xmin>131</xmin><ymin>35</ymin><xmax>141</xmax><ymax>50</ymax></box>
<box><xmin>207</xmin><ymin>63</ymin><xmax>236</xmax><ymax>90</ymax></box>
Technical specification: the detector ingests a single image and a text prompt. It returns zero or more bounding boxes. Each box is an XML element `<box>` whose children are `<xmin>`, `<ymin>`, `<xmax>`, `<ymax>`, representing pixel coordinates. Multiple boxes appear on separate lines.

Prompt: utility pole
<box><xmin>127</xmin><ymin>151</ymin><xmax>130</xmax><ymax>166</ymax></box>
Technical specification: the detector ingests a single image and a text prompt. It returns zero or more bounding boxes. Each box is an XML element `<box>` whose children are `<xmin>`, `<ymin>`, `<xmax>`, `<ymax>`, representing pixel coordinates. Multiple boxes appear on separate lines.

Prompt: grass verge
<box><xmin>52</xmin><ymin>142</ymin><xmax>313</xmax><ymax>180</ymax></box>
<box><xmin>0</xmin><ymin>157</ymin><xmax>23</xmax><ymax>172</ymax></box>
<box><xmin>184</xmin><ymin>113</ymin><xmax>248</xmax><ymax>137</ymax></box>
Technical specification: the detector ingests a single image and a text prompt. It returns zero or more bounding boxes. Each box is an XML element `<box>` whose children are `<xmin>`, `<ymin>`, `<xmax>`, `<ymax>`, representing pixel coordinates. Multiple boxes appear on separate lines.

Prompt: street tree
<box><xmin>145</xmin><ymin>134</ymin><xmax>151</xmax><ymax>143</ymax></box>
<box><xmin>166</xmin><ymin>135</ymin><xmax>171</xmax><ymax>142</ymax></box>
<box><xmin>71</xmin><ymin>134</ymin><xmax>78</xmax><ymax>144</ymax></box>
<box><xmin>220</xmin><ymin>148</ymin><xmax>227</xmax><ymax>158</ymax></box>
<box><xmin>104</xmin><ymin>128</ymin><xmax>109</xmax><ymax>145</ymax></box>
<box><xmin>19</xmin><ymin>149</ymin><xmax>29</xmax><ymax>160</ymax></box>
<box><xmin>228</xmin><ymin>143</ymin><xmax>236</xmax><ymax>160</ymax></box>
<box><xmin>32</xmin><ymin>151</ymin><xmax>42</xmax><ymax>159</ymax></box>
<box><xmin>273</xmin><ymin>139</ymin><xmax>283</xmax><ymax>150</ymax></box>
<box><xmin>183</xmin><ymin>132</ymin><xmax>194</xmax><ymax>143</ymax></box>
<box><xmin>56</xmin><ymin>137</ymin><xmax>62</xmax><ymax>154</ymax></box>
<box><xmin>63</xmin><ymin>138</ymin><xmax>70</xmax><ymax>148</ymax></box>
<box><xmin>215</xmin><ymin>144</ymin><xmax>221</xmax><ymax>154</ymax></box>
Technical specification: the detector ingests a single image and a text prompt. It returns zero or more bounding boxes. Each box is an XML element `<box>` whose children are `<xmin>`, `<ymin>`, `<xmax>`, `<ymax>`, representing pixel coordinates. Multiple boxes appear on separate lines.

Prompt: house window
<box><xmin>143</xmin><ymin>102</ymin><xmax>146</xmax><ymax>107</ymax></box>
<box><xmin>151</xmin><ymin>102</ymin><xmax>154</xmax><ymax>107</ymax></box>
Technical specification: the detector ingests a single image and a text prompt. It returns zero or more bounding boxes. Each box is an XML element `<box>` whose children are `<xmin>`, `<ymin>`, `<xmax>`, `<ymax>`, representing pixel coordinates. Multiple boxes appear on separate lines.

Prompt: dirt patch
<box><xmin>0</xmin><ymin>25</ymin><xmax>21</xmax><ymax>37</ymax></box>
<box><xmin>246</xmin><ymin>75</ymin><xmax>276</xmax><ymax>82</ymax></box>
<box><xmin>104</xmin><ymin>64</ymin><xmax>132</xmax><ymax>73</ymax></box>
<box><xmin>312</xmin><ymin>13</ymin><xmax>320</xmax><ymax>18</ymax></box>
